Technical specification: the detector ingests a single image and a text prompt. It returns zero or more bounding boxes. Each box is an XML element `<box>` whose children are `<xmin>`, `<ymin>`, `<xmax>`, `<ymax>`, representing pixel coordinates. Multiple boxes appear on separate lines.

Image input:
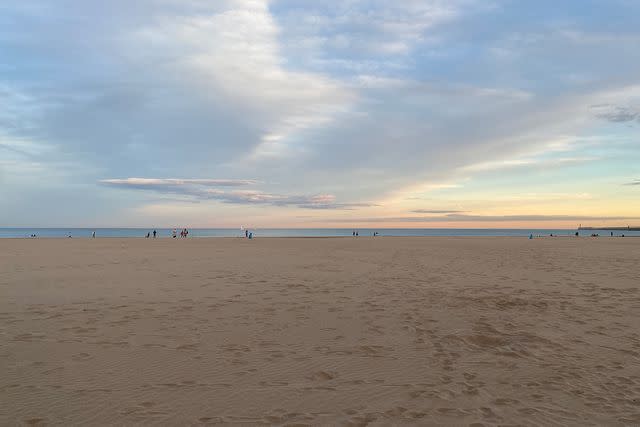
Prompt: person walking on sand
<box><xmin>153</xmin><ymin>230</ymin><xmax>157</xmax><ymax>238</ymax></box>
<box><xmin>92</xmin><ymin>231</ymin><xmax>96</xmax><ymax>238</ymax></box>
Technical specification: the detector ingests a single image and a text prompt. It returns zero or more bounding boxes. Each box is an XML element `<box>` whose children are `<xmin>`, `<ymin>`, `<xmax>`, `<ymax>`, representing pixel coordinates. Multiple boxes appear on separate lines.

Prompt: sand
<box><xmin>1</xmin><ymin>237</ymin><xmax>639</xmax><ymax>426</ymax></box>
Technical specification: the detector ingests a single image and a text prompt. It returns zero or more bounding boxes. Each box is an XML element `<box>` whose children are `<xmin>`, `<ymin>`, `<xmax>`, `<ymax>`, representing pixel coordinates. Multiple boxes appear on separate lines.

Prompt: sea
<box><xmin>1</xmin><ymin>228</ymin><xmax>639</xmax><ymax>238</ymax></box>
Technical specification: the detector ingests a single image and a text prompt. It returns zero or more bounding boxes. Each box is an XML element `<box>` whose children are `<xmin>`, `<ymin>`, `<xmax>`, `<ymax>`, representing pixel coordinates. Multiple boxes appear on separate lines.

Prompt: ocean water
<box><xmin>1</xmin><ymin>228</ymin><xmax>639</xmax><ymax>238</ymax></box>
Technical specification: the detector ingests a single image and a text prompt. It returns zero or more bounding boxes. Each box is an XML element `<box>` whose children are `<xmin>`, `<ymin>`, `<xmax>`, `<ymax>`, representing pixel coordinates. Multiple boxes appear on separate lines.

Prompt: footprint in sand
<box><xmin>309</xmin><ymin>371</ymin><xmax>336</xmax><ymax>381</ymax></box>
<box><xmin>71</xmin><ymin>352</ymin><xmax>92</xmax><ymax>361</ymax></box>
<box><xmin>176</xmin><ymin>343</ymin><xmax>199</xmax><ymax>351</ymax></box>
<box><xmin>198</xmin><ymin>416</ymin><xmax>224</xmax><ymax>424</ymax></box>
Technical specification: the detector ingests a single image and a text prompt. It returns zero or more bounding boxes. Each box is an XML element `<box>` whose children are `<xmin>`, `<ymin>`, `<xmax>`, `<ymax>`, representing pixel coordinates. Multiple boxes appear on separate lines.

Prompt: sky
<box><xmin>1</xmin><ymin>0</ymin><xmax>639</xmax><ymax>228</ymax></box>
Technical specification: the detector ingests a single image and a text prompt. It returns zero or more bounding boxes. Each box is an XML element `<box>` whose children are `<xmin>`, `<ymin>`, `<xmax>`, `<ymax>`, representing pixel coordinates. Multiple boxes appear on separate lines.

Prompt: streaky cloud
<box><xmin>100</xmin><ymin>177</ymin><xmax>371</xmax><ymax>210</ymax></box>
<box><xmin>591</xmin><ymin>104</ymin><xmax>639</xmax><ymax>123</ymax></box>
<box><xmin>327</xmin><ymin>214</ymin><xmax>640</xmax><ymax>223</ymax></box>
<box><xmin>411</xmin><ymin>209</ymin><xmax>465</xmax><ymax>214</ymax></box>
<box><xmin>100</xmin><ymin>178</ymin><xmax>257</xmax><ymax>187</ymax></box>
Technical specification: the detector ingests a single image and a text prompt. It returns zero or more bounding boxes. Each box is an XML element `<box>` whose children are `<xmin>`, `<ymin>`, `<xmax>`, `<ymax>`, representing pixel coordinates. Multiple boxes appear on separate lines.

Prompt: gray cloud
<box><xmin>327</xmin><ymin>214</ymin><xmax>640</xmax><ymax>223</ymax></box>
<box><xmin>591</xmin><ymin>104</ymin><xmax>639</xmax><ymax>123</ymax></box>
<box><xmin>100</xmin><ymin>177</ymin><xmax>371</xmax><ymax>210</ymax></box>
<box><xmin>411</xmin><ymin>209</ymin><xmax>465</xmax><ymax>214</ymax></box>
<box><xmin>100</xmin><ymin>178</ymin><xmax>257</xmax><ymax>189</ymax></box>
<box><xmin>624</xmin><ymin>179</ymin><xmax>640</xmax><ymax>186</ymax></box>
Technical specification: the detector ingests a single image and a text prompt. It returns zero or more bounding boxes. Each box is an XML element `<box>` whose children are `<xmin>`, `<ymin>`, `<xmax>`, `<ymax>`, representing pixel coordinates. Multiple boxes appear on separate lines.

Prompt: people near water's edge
<box><xmin>172</xmin><ymin>229</ymin><xmax>177</xmax><ymax>238</ymax></box>
<box><xmin>245</xmin><ymin>229</ymin><xmax>249</xmax><ymax>238</ymax></box>
<box><xmin>92</xmin><ymin>231</ymin><xmax>96</xmax><ymax>238</ymax></box>
<box><xmin>153</xmin><ymin>230</ymin><xmax>157</xmax><ymax>238</ymax></box>
<box><xmin>146</xmin><ymin>232</ymin><xmax>150</xmax><ymax>238</ymax></box>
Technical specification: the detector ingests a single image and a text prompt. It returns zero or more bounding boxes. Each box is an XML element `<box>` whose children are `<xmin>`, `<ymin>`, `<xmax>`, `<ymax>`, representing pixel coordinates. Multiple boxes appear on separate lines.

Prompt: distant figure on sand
<box><xmin>146</xmin><ymin>232</ymin><xmax>150</xmax><ymax>238</ymax></box>
<box><xmin>153</xmin><ymin>230</ymin><xmax>157</xmax><ymax>238</ymax></box>
<box><xmin>92</xmin><ymin>231</ymin><xmax>96</xmax><ymax>238</ymax></box>
<box><xmin>245</xmin><ymin>229</ymin><xmax>249</xmax><ymax>238</ymax></box>
<box><xmin>172</xmin><ymin>229</ymin><xmax>177</xmax><ymax>238</ymax></box>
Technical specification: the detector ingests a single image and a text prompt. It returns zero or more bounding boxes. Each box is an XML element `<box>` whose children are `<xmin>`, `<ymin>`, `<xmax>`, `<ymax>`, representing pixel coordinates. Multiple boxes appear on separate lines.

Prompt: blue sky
<box><xmin>1</xmin><ymin>0</ymin><xmax>639</xmax><ymax>227</ymax></box>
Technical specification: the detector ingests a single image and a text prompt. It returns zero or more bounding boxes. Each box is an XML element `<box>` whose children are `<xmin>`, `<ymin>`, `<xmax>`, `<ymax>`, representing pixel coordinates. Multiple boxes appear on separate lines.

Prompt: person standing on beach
<box><xmin>153</xmin><ymin>230</ymin><xmax>157</xmax><ymax>238</ymax></box>
<box><xmin>172</xmin><ymin>229</ymin><xmax>177</xmax><ymax>238</ymax></box>
<box><xmin>92</xmin><ymin>231</ymin><xmax>96</xmax><ymax>238</ymax></box>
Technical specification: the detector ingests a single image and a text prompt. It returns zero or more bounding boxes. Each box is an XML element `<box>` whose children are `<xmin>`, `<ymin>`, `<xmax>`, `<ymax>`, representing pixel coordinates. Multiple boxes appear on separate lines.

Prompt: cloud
<box><xmin>591</xmin><ymin>104</ymin><xmax>639</xmax><ymax>123</ymax></box>
<box><xmin>100</xmin><ymin>178</ymin><xmax>257</xmax><ymax>188</ymax></box>
<box><xmin>411</xmin><ymin>209</ymin><xmax>465</xmax><ymax>214</ymax></box>
<box><xmin>327</xmin><ymin>214</ymin><xmax>640</xmax><ymax>223</ymax></box>
<box><xmin>275</xmin><ymin>0</ymin><xmax>467</xmax><ymax>59</ymax></box>
<box><xmin>100</xmin><ymin>177</ymin><xmax>371</xmax><ymax>210</ymax></box>
<box><xmin>624</xmin><ymin>179</ymin><xmax>640</xmax><ymax>186</ymax></box>
<box><xmin>462</xmin><ymin>156</ymin><xmax>597</xmax><ymax>173</ymax></box>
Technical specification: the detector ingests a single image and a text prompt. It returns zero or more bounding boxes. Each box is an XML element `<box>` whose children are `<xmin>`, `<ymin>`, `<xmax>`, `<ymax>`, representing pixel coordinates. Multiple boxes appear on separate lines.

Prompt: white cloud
<box><xmin>129</xmin><ymin>0</ymin><xmax>355</xmax><ymax>161</ymax></box>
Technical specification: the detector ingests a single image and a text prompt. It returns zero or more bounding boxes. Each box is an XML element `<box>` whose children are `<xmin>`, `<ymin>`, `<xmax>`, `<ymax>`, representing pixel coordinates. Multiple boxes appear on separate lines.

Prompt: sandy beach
<box><xmin>1</xmin><ymin>237</ymin><xmax>639</xmax><ymax>426</ymax></box>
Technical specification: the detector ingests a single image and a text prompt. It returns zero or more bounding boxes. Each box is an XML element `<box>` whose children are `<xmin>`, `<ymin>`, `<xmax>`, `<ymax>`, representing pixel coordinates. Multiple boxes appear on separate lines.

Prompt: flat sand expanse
<box><xmin>1</xmin><ymin>237</ymin><xmax>639</xmax><ymax>426</ymax></box>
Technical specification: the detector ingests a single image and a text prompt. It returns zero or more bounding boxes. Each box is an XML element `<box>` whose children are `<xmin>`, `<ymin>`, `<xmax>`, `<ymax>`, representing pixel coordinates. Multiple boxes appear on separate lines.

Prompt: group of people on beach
<box><xmin>171</xmin><ymin>228</ymin><xmax>189</xmax><ymax>238</ymax></box>
<box><xmin>352</xmin><ymin>230</ymin><xmax>379</xmax><ymax>237</ymax></box>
